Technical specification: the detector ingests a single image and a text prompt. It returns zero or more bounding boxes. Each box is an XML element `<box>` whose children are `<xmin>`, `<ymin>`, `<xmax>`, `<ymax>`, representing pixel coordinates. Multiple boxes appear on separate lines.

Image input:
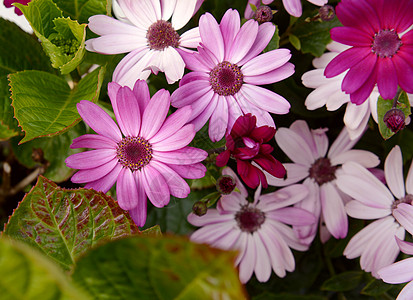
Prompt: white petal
<box><xmin>378</xmin><ymin>258</ymin><xmax>413</xmax><ymax>284</ymax></box>
<box><xmin>162</xmin><ymin>47</ymin><xmax>185</xmax><ymax>84</ymax></box>
<box><xmin>385</xmin><ymin>145</ymin><xmax>405</xmax><ymax>199</ymax></box>
<box><xmin>275</xmin><ymin>127</ymin><xmax>315</xmax><ymax>165</ymax></box>
<box><xmin>330</xmin><ymin>150</ymin><xmax>379</xmax><ymax>168</ymax></box>
<box><xmin>171</xmin><ymin>0</ymin><xmax>198</xmax><ymax>30</ymax></box>
<box><xmin>345</xmin><ymin>200</ymin><xmax>391</xmax><ymax>219</ymax></box>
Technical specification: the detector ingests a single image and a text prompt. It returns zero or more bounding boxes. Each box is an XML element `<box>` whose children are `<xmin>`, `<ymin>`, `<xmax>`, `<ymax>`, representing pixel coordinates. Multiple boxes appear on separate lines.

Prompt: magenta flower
<box><xmin>337</xmin><ymin>146</ymin><xmax>413</xmax><ymax>277</ymax></box>
<box><xmin>216</xmin><ymin>114</ymin><xmax>285</xmax><ymax>189</ymax></box>
<box><xmin>245</xmin><ymin>0</ymin><xmax>328</xmax><ymax>19</ymax></box>
<box><xmin>85</xmin><ymin>0</ymin><xmax>203</xmax><ymax>87</ymax></box>
<box><xmin>188</xmin><ymin>167</ymin><xmax>315</xmax><ymax>283</ymax></box>
<box><xmin>4</xmin><ymin>0</ymin><xmax>31</xmax><ymax>15</ymax></box>
<box><xmin>378</xmin><ymin>204</ymin><xmax>413</xmax><ymax>300</ymax></box>
<box><xmin>171</xmin><ymin>9</ymin><xmax>294</xmax><ymax>142</ymax></box>
<box><xmin>65</xmin><ymin>80</ymin><xmax>207</xmax><ymax>227</ymax></box>
<box><xmin>266</xmin><ymin>120</ymin><xmax>379</xmax><ymax>244</ymax></box>
<box><xmin>324</xmin><ymin>0</ymin><xmax>413</xmax><ymax>104</ymax></box>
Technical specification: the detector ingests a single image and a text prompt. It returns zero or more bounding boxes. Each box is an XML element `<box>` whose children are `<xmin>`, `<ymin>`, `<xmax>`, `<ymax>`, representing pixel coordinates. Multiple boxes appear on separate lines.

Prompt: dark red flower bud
<box><xmin>383</xmin><ymin>108</ymin><xmax>405</xmax><ymax>133</ymax></box>
<box><xmin>216</xmin><ymin>175</ymin><xmax>236</xmax><ymax>195</ymax></box>
<box><xmin>319</xmin><ymin>5</ymin><xmax>335</xmax><ymax>21</ymax></box>
<box><xmin>254</xmin><ymin>6</ymin><xmax>273</xmax><ymax>23</ymax></box>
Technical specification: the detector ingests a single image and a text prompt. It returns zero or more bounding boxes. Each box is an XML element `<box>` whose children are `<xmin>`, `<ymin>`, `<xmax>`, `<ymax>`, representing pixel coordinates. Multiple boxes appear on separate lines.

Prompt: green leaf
<box><xmin>53</xmin><ymin>0</ymin><xmax>110</xmax><ymax>24</ymax></box>
<box><xmin>3</xmin><ymin>175</ymin><xmax>139</xmax><ymax>270</ymax></box>
<box><xmin>9</xmin><ymin>66</ymin><xmax>105</xmax><ymax>143</ymax></box>
<box><xmin>141</xmin><ymin>225</ymin><xmax>162</xmax><ymax>237</ymax></box>
<box><xmin>361</xmin><ymin>278</ymin><xmax>392</xmax><ymax>296</ymax></box>
<box><xmin>321</xmin><ymin>271</ymin><xmax>363</xmax><ymax>292</ymax></box>
<box><xmin>264</xmin><ymin>25</ymin><xmax>280</xmax><ymax>52</ymax></box>
<box><xmin>377</xmin><ymin>91</ymin><xmax>411</xmax><ymax>140</ymax></box>
<box><xmin>10</xmin><ymin>124</ymin><xmax>85</xmax><ymax>182</ymax></box>
<box><xmin>291</xmin><ymin>14</ymin><xmax>341</xmax><ymax>56</ymax></box>
<box><xmin>0</xmin><ymin>237</ymin><xmax>91</xmax><ymax>300</ymax></box>
<box><xmin>72</xmin><ymin>236</ymin><xmax>246</xmax><ymax>300</ymax></box>
<box><xmin>16</xmin><ymin>0</ymin><xmax>87</xmax><ymax>74</ymax></box>
<box><xmin>289</xmin><ymin>34</ymin><xmax>301</xmax><ymax>50</ymax></box>
<box><xmin>0</xmin><ymin>18</ymin><xmax>54</xmax><ymax>140</ymax></box>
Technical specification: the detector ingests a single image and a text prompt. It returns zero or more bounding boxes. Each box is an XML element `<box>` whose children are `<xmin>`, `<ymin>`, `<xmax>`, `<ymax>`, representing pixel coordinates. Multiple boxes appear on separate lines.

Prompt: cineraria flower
<box><xmin>336</xmin><ymin>145</ymin><xmax>413</xmax><ymax>277</ymax></box>
<box><xmin>245</xmin><ymin>0</ymin><xmax>327</xmax><ymax>19</ymax></box>
<box><xmin>4</xmin><ymin>0</ymin><xmax>31</xmax><ymax>16</ymax></box>
<box><xmin>378</xmin><ymin>204</ymin><xmax>413</xmax><ymax>300</ymax></box>
<box><xmin>171</xmin><ymin>9</ymin><xmax>295</xmax><ymax>142</ymax></box>
<box><xmin>216</xmin><ymin>114</ymin><xmax>285</xmax><ymax>189</ymax></box>
<box><xmin>188</xmin><ymin>167</ymin><xmax>315</xmax><ymax>283</ymax></box>
<box><xmin>65</xmin><ymin>80</ymin><xmax>207</xmax><ymax>227</ymax></box>
<box><xmin>266</xmin><ymin>120</ymin><xmax>379</xmax><ymax>244</ymax></box>
<box><xmin>324</xmin><ymin>0</ymin><xmax>413</xmax><ymax>104</ymax></box>
<box><xmin>85</xmin><ymin>0</ymin><xmax>203</xmax><ymax>87</ymax></box>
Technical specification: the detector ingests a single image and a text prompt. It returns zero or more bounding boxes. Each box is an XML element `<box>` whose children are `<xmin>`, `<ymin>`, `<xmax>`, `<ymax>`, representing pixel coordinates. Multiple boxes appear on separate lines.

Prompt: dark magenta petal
<box><xmin>324</xmin><ymin>47</ymin><xmax>370</xmax><ymax>78</ymax></box>
<box><xmin>250</xmin><ymin>126</ymin><xmax>276</xmax><ymax>143</ymax></box>
<box><xmin>237</xmin><ymin>159</ymin><xmax>260</xmax><ymax>189</ymax></box>
<box><xmin>330</xmin><ymin>27</ymin><xmax>372</xmax><ymax>47</ymax></box>
<box><xmin>254</xmin><ymin>155</ymin><xmax>286</xmax><ymax>179</ymax></box>
<box><xmin>259</xmin><ymin>144</ymin><xmax>274</xmax><ymax>155</ymax></box>
<box><xmin>216</xmin><ymin>150</ymin><xmax>231</xmax><ymax>167</ymax></box>
<box><xmin>231</xmin><ymin>113</ymin><xmax>256</xmax><ymax>137</ymax></box>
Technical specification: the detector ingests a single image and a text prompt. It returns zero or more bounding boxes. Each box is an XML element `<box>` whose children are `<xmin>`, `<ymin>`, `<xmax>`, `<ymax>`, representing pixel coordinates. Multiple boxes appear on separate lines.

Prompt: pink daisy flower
<box><xmin>65</xmin><ymin>80</ymin><xmax>207</xmax><ymax>227</ymax></box>
<box><xmin>378</xmin><ymin>204</ymin><xmax>413</xmax><ymax>300</ymax></box>
<box><xmin>216</xmin><ymin>114</ymin><xmax>285</xmax><ymax>189</ymax></box>
<box><xmin>188</xmin><ymin>167</ymin><xmax>315</xmax><ymax>283</ymax></box>
<box><xmin>85</xmin><ymin>0</ymin><xmax>203</xmax><ymax>87</ymax></box>
<box><xmin>337</xmin><ymin>145</ymin><xmax>413</xmax><ymax>277</ymax></box>
<box><xmin>245</xmin><ymin>0</ymin><xmax>328</xmax><ymax>19</ymax></box>
<box><xmin>266</xmin><ymin>120</ymin><xmax>379</xmax><ymax>244</ymax></box>
<box><xmin>324</xmin><ymin>0</ymin><xmax>413</xmax><ymax>104</ymax></box>
<box><xmin>4</xmin><ymin>0</ymin><xmax>30</xmax><ymax>16</ymax></box>
<box><xmin>170</xmin><ymin>8</ymin><xmax>294</xmax><ymax>142</ymax></box>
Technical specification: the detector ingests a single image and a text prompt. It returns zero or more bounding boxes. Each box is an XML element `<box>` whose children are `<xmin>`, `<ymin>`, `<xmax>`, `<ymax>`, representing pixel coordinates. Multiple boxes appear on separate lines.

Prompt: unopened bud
<box><xmin>254</xmin><ymin>6</ymin><xmax>273</xmax><ymax>23</ymax></box>
<box><xmin>216</xmin><ymin>175</ymin><xmax>236</xmax><ymax>195</ymax></box>
<box><xmin>319</xmin><ymin>5</ymin><xmax>335</xmax><ymax>21</ymax></box>
<box><xmin>383</xmin><ymin>108</ymin><xmax>405</xmax><ymax>133</ymax></box>
<box><xmin>192</xmin><ymin>201</ymin><xmax>208</xmax><ymax>216</ymax></box>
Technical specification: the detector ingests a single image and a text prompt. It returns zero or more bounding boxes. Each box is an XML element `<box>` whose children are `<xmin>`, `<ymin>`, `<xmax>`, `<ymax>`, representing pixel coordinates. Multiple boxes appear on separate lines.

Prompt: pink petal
<box><xmin>242</xmin><ymin>49</ymin><xmax>291</xmax><ymax>76</ymax></box>
<box><xmin>66</xmin><ymin>149</ymin><xmax>116</xmax><ymax>169</ymax></box>
<box><xmin>178</xmin><ymin>71</ymin><xmax>210</xmax><ymax>86</ymax></box>
<box><xmin>330</xmin><ymin>149</ymin><xmax>379</xmax><ymax>168</ymax></box>
<box><xmin>199</xmin><ymin>13</ymin><xmax>224</xmax><ymax>61</ymax></box>
<box><xmin>141</xmin><ymin>164</ymin><xmax>170</xmax><ymax>207</ymax></box>
<box><xmin>115</xmin><ymin>86</ymin><xmax>141</xmax><ymax>137</ymax></box>
<box><xmin>140</xmin><ymin>89</ymin><xmax>170</xmax><ymax>140</ymax></box>
<box><xmin>265</xmin><ymin>163</ymin><xmax>309</xmax><ymax>187</ymax></box>
<box><xmin>324</xmin><ymin>47</ymin><xmax>371</xmax><ymax>78</ymax></box>
<box><xmin>190</xmin><ymin>93</ymin><xmax>219</xmax><ymax>131</ymax></box>
<box><xmin>150</xmin><ymin>161</ymin><xmax>190</xmax><ymax>198</ymax></box>
<box><xmin>132</xmin><ymin>79</ymin><xmax>151</xmax><ymax>112</ymax></box>
<box><xmin>227</xmin><ymin>19</ymin><xmax>258</xmax><ymax>64</ymax></box>
<box><xmin>84</xmin><ymin>163</ymin><xmax>122</xmax><ymax>193</ymax></box>
<box><xmin>406</xmin><ymin>160</ymin><xmax>413</xmax><ymax>195</ymax></box>
<box><xmin>88</xmin><ymin>34</ymin><xmax>146</xmax><ymax>54</ymax></box>
<box><xmin>153</xmin><ymin>147</ymin><xmax>207</xmax><ymax>164</ymax></box>
<box><xmin>330</xmin><ymin>27</ymin><xmax>372</xmax><ymax>47</ymax></box>
<box><xmin>393</xmin><ymin>203</ymin><xmax>413</xmax><ymax>236</ymax></box>
<box><xmin>116</xmin><ymin>167</ymin><xmax>139</xmax><ymax>210</ymax></box>
<box><xmin>259</xmin><ymin>184</ymin><xmax>309</xmax><ymax>210</ymax></box>
<box><xmin>345</xmin><ymin>200</ymin><xmax>390</xmax><ymax>219</ymax></box>
<box><xmin>208</xmin><ymin>96</ymin><xmax>228</xmax><ymax>142</ymax></box>
<box><xmin>391</xmin><ymin>49</ymin><xmax>413</xmax><ymax>94</ymax></box>
<box><xmin>384</xmin><ymin>146</ymin><xmax>405</xmax><ymax>199</ymax></box>
<box><xmin>151</xmin><ymin>124</ymin><xmax>195</xmax><ymax>151</ymax></box>
<box><xmin>378</xmin><ymin>258</ymin><xmax>413</xmax><ymax>284</ymax></box>
<box><xmin>239</xmin><ymin>84</ymin><xmax>290</xmax><ymax>114</ymax></box>
<box><xmin>70</xmin><ymin>134</ymin><xmax>117</xmax><ymax>149</ymax></box>
<box><xmin>396</xmin><ymin>238</ymin><xmax>413</xmax><ymax>256</ymax></box>
<box><xmin>349</xmin><ymin>63</ymin><xmax>378</xmax><ymax>105</ymax></box>
<box><xmin>252</xmin><ymin>233</ymin><xmax>272</xmax><ymax>282</ymax></box>
<box><xmin>275</xmin><ymin>127</ymin><xmax>315</xmax><ymax>165</ymax></box>
<box><xmin>320</xmin><ymin>182</ymin><xmax>348</xmax><ymax>239</ymax></box>
<box><xmin>168</xmin><ymin>163</ymin><xmax>206</xmax><ymax>179</ymax></box>
<box><xmin>170</xmin><ymin>80</ymin><xmax>212</xmax><ymax>107</ymax></box>
<box><xmin>376</xmin><ymin>58</ymin><xmax>398</xmax><ymax>99</ymax></box>
<box><xmin>244</xmin><ymin>62</ymin><xmax>295</xmax><ymax>85</ymax></box>
<box><xmin>187</xmin><ymin>210</ymin><xmax>234</xmax><ymax>227</ymax></box>
<box><xmin>266</xmin><ymin>207</ymin><xmax>315</xmax><ymax>226</ymax></box>
<box><xmin>238</xmin><ymin>235</ymin><xmax>256</xmax><ymax>283</ymax></box>
<box><xmin>179</xmin><ymin>27</ymin><xmax>201</xmax><ymax>48</ymax></box>
<box><xmin>220</xmin><ymin>9</ymin><xmax>240</xmax><ymax>53</ymax></box>
<box><xmin>71</xmin><ymin>158</ymin><xmax>118</xmax><ymax>183</ymax></box>
<box><xmin>176</xmin><ymin>48</ymin><xmax>211</xmax><ymax>72</ymax></box>
<box><xmin>341</xmin><ymin>53</ymin><xmax>377</xmax><ymax>94</ymax></box>
<box><xmin>282</xmin><ymin>0</ymin><xmax>302</xmax><ymax>17</ymax></box>
<box><xmin>77</xmin><ymin>100</ymin><xmax>122</xmax><ymax>142</ymax></box>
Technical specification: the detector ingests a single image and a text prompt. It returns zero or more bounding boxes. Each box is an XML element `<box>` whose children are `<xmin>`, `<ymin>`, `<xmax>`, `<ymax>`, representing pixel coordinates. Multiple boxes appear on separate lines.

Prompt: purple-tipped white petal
<box><xmin>88</xmin><ymin>15</ymin><xmax>145</xmax><ymax>36</ymax></box>
<box><xmin>77</xmin><ymin>100</ymin><xmax>122</xmax><ymax>142</ymax></box>
<box><xmin>330</xmin><ymin>149</ymin><xmax>379</xmax><ymax>168</ymax></box>
<box><xmin>385</xmin><ymin>146</ymin><xmax>405</xmax><ymax>199</ymax></box>
<box><xmin>117</xmin><ymin>167</ymin><xmax>139</xmax><ymax>210</ymax></box>
<box><xmin>179</xmin><ymin>27</ymin><xmax>201</xmax><ymax>48</ymax></box>
<box><xmin>162</xmin><ymin>47</ymin><xmax>185</xmax><ymax>84</ymax></box>
<box><xmin>66</xmin><ymin>149</ymin><xmax>116</xmax><ymax>169</ymax></box>
<box><xmin>88</xmin><ymin>34</ymin><xmax>146</xmax><ymax>54</ymax></box>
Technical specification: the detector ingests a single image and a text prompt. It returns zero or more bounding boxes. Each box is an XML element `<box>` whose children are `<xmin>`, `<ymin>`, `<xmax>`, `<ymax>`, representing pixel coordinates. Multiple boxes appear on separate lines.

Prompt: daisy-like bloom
<box><xmin>324</xmin><ymin>0</ymin><xmax>413</xmax><ymax>104</ymax></box>
<box><xmin>266</xmin><ymin>120</ymin><xmax>379</xmax><ymax>244</ymax></box>
<box><xmin>245</xmin><ymin>0</ymin><xmax>328</xmax><ymax>19</ymax></box>
<box><xmin>337</xmin><ymin>145</ymin><xmax>413</xmax><ymax>277</ymax></box>
<box><xmin>170</xmin><ymin>9</ymin><xmax>295</xmax><ymax>142</ymax></box>
<box><xmin>378</xmin><ymin>204</ymin><xmax>413</xmax><ymax>300</ymax></box>
<box><xmin>85</xmin><ymin>0</ymin><xmax>203</xmax><ymax>87</ymax></box>
<box><xmin>216</xmin><ymin>114</ymin><xmax>285</xmax><ymax>189</ymax></box>
<box><xmin>65</xmin><ymin>80</ymin><xmax>207</xmax><ymax>227</ymax></box>
<box><xmin>4</xmin><ymin>0</ymin><xmax>30</xmax><ymax>15</ymax></box>
<box><xmin>188</xmin><ymin>167</ymin><xmax>315</xmax><ymax>283</ymax></box>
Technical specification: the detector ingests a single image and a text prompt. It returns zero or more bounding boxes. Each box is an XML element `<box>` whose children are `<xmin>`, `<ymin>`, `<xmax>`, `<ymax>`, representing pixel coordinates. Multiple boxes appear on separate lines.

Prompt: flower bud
<box><xmin>192</xmin><ymin>201</ymin><xmax>208</xmax><ymax>216</ymax></box>
<box><xmin>319</xmin><ymin>5</ymin><xmax>335</xmax><ymax>21</ymax></box>
<box><xmin>383</xmin><ymin>108</ymin><xmax>405</xmax><ymax>133</ymax></box>
<box><xmin>254</xmin><ymin>6</ymin><xmax>273</xmax><ymax>23</ymax></box>
<box><xmin>216</xmin><ymin>175</ymin><xmax>236</xmax><ymax>195</ymax></box>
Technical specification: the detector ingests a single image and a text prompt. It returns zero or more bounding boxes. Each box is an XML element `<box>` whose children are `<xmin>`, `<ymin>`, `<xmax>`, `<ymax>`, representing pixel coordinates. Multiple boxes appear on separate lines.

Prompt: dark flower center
<box><xmin>372</xmin><ymin>29</ymin><xmax>401</xmax><ymax>58</ymax></box>
<box><xmin>209</xmin><ymin>61</ymin><xmax>243</xmax><ymax>96</ymax></box>
<box><xmin>392</xmin><ymin>194</ymin><xmax>413</xmax><ymax>210</ymax></box>
<box><xmin>309</xmin><ymin>157</ymin><xmax>337</xmax><ymax>185</ymax></box>
<box><xmin>146</xmin><ymin>20</ymin><xmax>180</xmax><ymax>50</ymax></box>
<box><xmin>216</xmin><ymin>175</ymin><xmax>236</xmax><ymax>195</ymax></box>
<box><xmin>116</xmin><ymin>136</ymin><xmax>152</xmax><ymax>171</ymax></box>
<box><xmin>235</xmin><ymin>205</ymin><xmax>265</xmax><ymax>233</ymax></box>
<box><xmin>254</xmin><ymin>6</ymin><xmax>273</xmax><ymax>23</ymax></box>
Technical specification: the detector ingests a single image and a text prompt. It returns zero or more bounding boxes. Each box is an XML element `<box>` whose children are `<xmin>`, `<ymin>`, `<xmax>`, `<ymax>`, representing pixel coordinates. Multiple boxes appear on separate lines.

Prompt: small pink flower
<box><xmin>216</xmin><ymin>114</ymin><xmax>285</xmax><ymax>189</ymax></box>
<box><xmin>188</xmin><ymin>167</ymin><xmax>315</xmax><ymax>283</ymax></box>
<box><xmin>324</xmin><ymin>0</ymin><xmax>413</xmax><ymax>104</ymax></box>
<box><xmin>65</xmin><ymin>80</ymin><xmax>207</xmax><ymax>227</ymax></box>
<box><xmin>4</xmin><ymin>0</ymin><xmax>31</xmax><ymax>16</ymax></box>
<box><xmin>337</xmin><ymin>145</ymin><xmax>413</xmax><ymax>277</ymax></box>
<box><xmin>171</xmin><ymin>8</ymin><xmax>294</xmax><ymax>142</ymax></box>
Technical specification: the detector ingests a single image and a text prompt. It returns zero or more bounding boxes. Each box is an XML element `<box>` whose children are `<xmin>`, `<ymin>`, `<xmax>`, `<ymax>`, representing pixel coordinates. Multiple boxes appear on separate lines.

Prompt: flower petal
<box><xmin>116</xmin><ymin>167</ymin><xmax>139</xmax><ymax>210</ymax></box>
<box><xmin>208</xmin><ymin>96</ymin><xmax>228</xmax><ymax>142</ymax></box>
<box><xmin>345</xmin><ymin>200</ymin><xmax>390</xmax><ymax>219</ymax></box>
<box><xmin>227</xmin><ymin>19</ymin><xmax>258</xmax><ymax>64</ymax></box>
<box><xmin>239</xmin><ymin>84</ymin><xmax>290</xmax><ymax>114</ymax></box>
<box><xmin>171</xmin><ymin>0</ymin><xmax>198</xmax><ymax>30</ymax></box>
<box><xmin>70</xmin><ymin>134</ymin><xmax>117</xmax><ymax>150</ymax></box>
<box><xmin>242</xmin><ymin>49</ymin><xmax>291</xmax><ymax>77</ymax></box>
<box><xmin>275</xmin><ymin>128</ymin><xmax>315</xmax><ymax>165</ymax></box>
<box><xmin>114</xmin><ymin>86</ymin><xmax>141</xmax><ymax>137</ymax></box>
<box><xmin>151</xmin><ymin>124</ymin><xmax>195</xmax><ymax>151</ymax></box>
<box><xmin>378</xmin><ymin>258</ymin><xmax>413</xmax><ymax>284</ymax></box>
<box><xmin>199</xmin><ymin>12</ymin><xmax>224</xmax><ymax>61</ymax></box>
<box><xmin>393</xmin><ymin>203</ymin><xmax>413</xmax><ymax>236</ymax></box>
<box><xmin>384</xmin><ymin>145</ymin><xmax>405</xmax><ymax>199</ymax></box>
<box><xmin>244</xmin><ymin>62</ymin><xmax>295</xmax><ymax>85</ymax></box>
<box><xmin>220</xmin><ymin>9</ymin><xmax>240</xmax><ymax>52</ymax></box>
<box><xmin>162</xmin><ymin>47</ymin><xmax>185</xmax><ymax>84</ymax></box>
<box><xmin>141</xmin><ymin>164</ymin><xmax>170</xmax><ymax>207</ymax></box>
<box><xmin>85</xmin><ymin>163</ymin><xmax>122</xmax><ymax>193</ymax></box>
<box><xmin>66</xmin><ymin>149</ymin><xmax>116</xmax><ymax>169</ymax></box>
<box><xmin>150</xmin><ymin>161</ymin><xmax>190</xmax><ymax>198</ymax></box>
<box><xmin>71</xmin><ymin>158</ymin><xmax>118</xmax><ymax>183</ymax></box>
<box><xmin>140</xmin><ymin>89</ymin><xmax>170</xmax><ymax>140</ymax></box>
